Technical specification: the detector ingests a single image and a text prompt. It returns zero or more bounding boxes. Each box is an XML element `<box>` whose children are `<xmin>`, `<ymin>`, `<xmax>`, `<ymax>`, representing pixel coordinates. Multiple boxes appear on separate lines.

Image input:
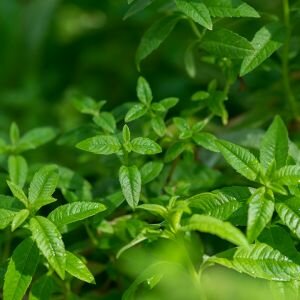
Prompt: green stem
<box><xmin>282</xmin><ymin>0</ymin><xmax>298</xmax><ymax>119</ymax></box>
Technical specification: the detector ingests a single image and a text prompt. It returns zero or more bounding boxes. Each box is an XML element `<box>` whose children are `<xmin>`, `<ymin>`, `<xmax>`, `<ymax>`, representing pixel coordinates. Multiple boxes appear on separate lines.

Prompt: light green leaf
<box><xmin>201</xmin><ymin>29</ymin><xmax>253</xmax><ymax>58</ymax></box>
<box><xmin>29</xmin><ymin>275</ymin><xmax>54</xmax><ymax>300</ymax></box>
<box><xmin>175</xmin><ymin>0</ymin><xmax>212</xmax><ymax>30</ymax></box>
<box><xmin>10</xmin><ymin>122</ymin><xmax>20</xmax><ymax>145</ymax></box>
<box><xmin>159</xmin><ymin>97</ymin><xmax>179</xmax><ymax>110</ymax></box>
<box><xmin>203</xmin><ymin>0</ymin><xmax>260</xmax><ymax>18</ymax></box>
<box><xmin>28</xmin><ymin>165</ymin><xmax>59</xmax><ymax>206</ymax></box>
<box><xmin>193</xmin><ymin>132</ymin><xmax>219</xmax><ymax>152</ymax></box>
<box><xmin>211</xmin><ymin>243</ymin><xmax>300</xmax><ymax>281</ymax></box>
<box><xmin>29</xmin><ymin>216</ymin><xmax>66</xmax><ymax>279</ymax></box>
<box><xmin>137</xmin><ymin>204</ymin><xmax>168</xmax><ymax>218</ymax></box>
<box><xmin>276</xmin><ymin>197</ymin><xmax>300</xmax><ymax>239</ymax></box>
<box><xmin>274</xmin><ymin>166</ymin><xmax>300</xmax><ymax>185</ymax></box>
<box><xmin>247</xmin><ymin>187</ymin><xmax>274</xmax><ymax>242</ymax></box>
<box><xmin>65</xmin><ymin>251</ymin><xmax>95</xmax><ymax>283</ymax></box>
<box><xmin>8</xmin><ymin>155</ymin><xmax>28</xmax><ymax>188</ymax></box>
<box><xmin>260</xmin><ymin>116</ymin><xmax>288</xmax><ymax>171</ymax></box>
<box><xmin>125</xmin><ymin>103</ymin><xmax>148</xmax><ymax>122</ymax></box>
<box><xmin>0</xmin><ymin>208</ymin><xmax>18</xmax><ymax>229</ymax></box>
<box><xmin>136</xmin><ymin>15</ymin><xmax>181</xmax><ymax>68</ymax></box>
<box><xmin>93</xmin><ymin>112</ymin><xmax>116</xmax><ymax>133</ymax></box>
<box><xmin>7</xmin><ymin>180</ymin><xmax>28</xmax><ymax>207</ymax></box>
<box><xmin>240</xmin><ymin>25</ymin><xmax>283</xmax><ymax>76</ymax></box>
<box><xmin>11</xmin><ymin>209</ymin><xmax>30</xmax><ymax>232</ymax></box>
<box><xmin>18</xmin><ymin>127</ymin><xmax>57</xmax><ymax>152</ymax></box>
<box><xmin>131</xmin><ymin>137</ymin><xmax>162</xmax><ymax>155</ymax></box>
<box><xmin>181</xmin><ymin>214</ymin><xmax>248</xmax><ymax>246</ymax></box>
<box><xmin>4</xmin><ymin>238</ymin><xmax>39</xmax><ymax>300</ymax></box>
<box><xmin>151</xmin><ymin>116</ymin><xmax>166</xmax><ymax>137</ymax></box>
<box><xmin>76</xmin><ymin>135</ymin><xmax>121</xmax><ymax>155</ymax></box>
<box><xmin>119</xmin><ymin>165</ymin><xmax>141</xmax><ymax>208</ymax></box>
<box><xmin>48</xmin><ymin>202</ymin><xmax>106</xmax><ymax>228</ymax></box>
<box><xmin>216</xmin><ymin>139</ymin><xmax>261</xmax><ymax>181</ymax></box>
<box><xmin>137</xmin><ymin>77</ymin><xmax>153</xmax><ymax>105</ymax></box>
<box><xmin>141</xmin><ymin>161</ymin><xmax>164</xmax><ymax>184</ymax></box>
<box><xmin>187</xmin><ymin>187</ymin><xmax>247</xmax><ymax>220</ymax></box>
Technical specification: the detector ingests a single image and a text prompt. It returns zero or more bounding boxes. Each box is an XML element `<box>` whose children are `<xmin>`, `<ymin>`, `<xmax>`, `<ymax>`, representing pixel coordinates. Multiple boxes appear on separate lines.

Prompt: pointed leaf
<box><xmin>136</xmin><ymin>15</ymin><xmax>181</xmax><ymax>67</ymax></box>
<box><xmin>48</xmin><ymin>202</ymin><xmax>106</xmax><ymax>228</ymax></box>
<box><xmin>274</xmin><ymin>166</ymin><xmax>300</xmax><ymax>185</ymax></box>
<box><xmin>216</xmin><ymin>139</ymin><xmax>261</xmax><ymax>181</ymax></box>
<box><xmin>65</xmin><ymin>252</ymin><xmax>95</xmax><ymax>283</ymax></box>
<box><xmin>201</xmin><ymin>29</ymin><xmax>253</xmax><ymax>58</ymax></box>
<box><xmin>260</xmin><ymin>116</ymin><xmax>288</xmax><ymax>170</ymax></box>
<box><xmin>181</xmin><ymin>214</ymin><xmax>248</xmax><ymax>246</ymax></box>
<box><xmin>203</xmin><ymin>0</ymin><xmax>260</xmax><ymax>18</ymax></box>
<box><xmin>240</xmin><ymin>25</ymin><xmax>283</xmax><ymax>76</ymax></box>
<box><xmin>0</xmin><ymin>208</ymin><xmax>18</xmax><ymax>229</ymax></box>
<box><xmin>276</xmin><ymin>197</ymin><xmax>300</xmax><ymax>239</ymax></box>
<box><xmin>131</xmin><ymin>137</ymin><xmax>162</xmax><ymax>155</ymax></box>
<box><xmin>137</xmin><ymin>77</ymin><xmax>153</xmax><ymax>105</ymax></box>
<box><xmin>175</xmin><ymin>0</ymin><xmax>212</xmax><ymax>30</ymax></box>
<box><xmin>119</xmin><ymin>165</ymin><xmax>141</xmax><ymax>208</ymax></box>
<box><xmin>125</xmin><ymin>104</ymin><xmax>148</xmax><ymax>122</ymax></box>
<box><xmin>211</xmin><ymin>243</ymin><xmax>300</xmax><ymax>281</ymax></box>
<box><xmin>28</xmin><ymin>165</ymin><xmax>59</xmax><ymax>205</ymax></box>
<box><xmin>11</xmin><ymin>209</ymin><xmax>30</xmax><ymax>232</ymax></box>
<box><xmin>4</xmin><ymin>238</ymin><xmax>39</xmax><ymax>300</ymax></box>
<box><xmin>93</xmin><ymin>112</ymin><xmax>116</xmax><ymax>133</ymax></box>
<box><xmin>7</xmin><ymin>180</ymin><xmax>28</xmax><ymax>207</ymax></box>
<box><xmin>140</xmin><ymin>161</ymin><xmax>164</xmax><ymax>184</ymax></box>
<box><xmin>247</xmin><ymin>187</ymin><xmax>274</xmax><ymax>242</ymax></box>
<box><xmin>8</xmin><ymin>155</ymin><xmax>28</xmax><ymax>188</ymax></box>
<box><xmin>76</xmin><ymin>135</ymin><xmax>121</xmax><ymax>155</ymax></box>
<box><xmin>29</xmin><ymin>216</ymin><xmax>66</xmax><ymax>279</ymax></box>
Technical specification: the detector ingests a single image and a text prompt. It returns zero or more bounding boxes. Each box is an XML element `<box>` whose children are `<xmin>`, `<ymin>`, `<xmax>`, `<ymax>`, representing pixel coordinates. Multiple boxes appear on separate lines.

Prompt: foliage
<box><xmin>1</xmin><ymin>0</ymin><xmax>300</xmax><ymax>299</ymax></box>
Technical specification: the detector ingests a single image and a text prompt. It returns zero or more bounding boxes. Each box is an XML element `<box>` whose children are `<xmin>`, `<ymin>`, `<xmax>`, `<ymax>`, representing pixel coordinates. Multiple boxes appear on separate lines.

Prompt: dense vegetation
<box><xmin>1</xmin><ymin>0</ymin><xmax>300</xmax><ymax>299</ymax></box>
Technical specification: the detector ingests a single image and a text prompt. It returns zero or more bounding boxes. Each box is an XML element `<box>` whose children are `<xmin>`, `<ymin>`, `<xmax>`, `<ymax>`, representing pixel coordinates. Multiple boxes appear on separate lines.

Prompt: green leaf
<box><xmin>76</xmin><ymin>135</ymin><xmax>121</xmax><ymax>155</ymax></box>
<box><xmin>10</xmin><ymin>122</ymin><xmax>20</xmax><ymax>145</ymax></box>
<box><xmin>7</xmin><ymin>180</ymin><xmax>28</xmax><ymax>207</ymax></box>
<box><xmin>247</xmin><ymin>187</ymin><xmax>274</xmax><ymax>242</ymax></box>
<box><xmin>159</xmin><ymin>97</ymin><xmax>179</xmax><ymax>110</ymax></box>
<box><xmin>164</xmin><ymin>141</ymin><xmax>186</xmax><ymax>162</ymax></box>
<box><xmin>119</xmin><ymin>165</ymin><xmax>141</xmax><ymax>209</ymax></box>
<box><xmin>140</xmin><ymin>161</ymin><xmax>164</xmax><ymax>184</ymax></box>
<box><xmin>65</xmin><ymin>251</ymin><xmax>95</xmax><ymax>283</ymax></box>
<box><xmin>193</xmin><ymin>132</ymin><xmax>219</xmax><ymax>152</ymax></box>
<box><xmin>28</xmin><ymin>165</ymin><xmax>59</xmax><ymax>206</ymax></box>
<box><xmin>201</xmin><ymin>29</ymin><xmax>253</xmax><ymax>58</ymax></box>
<box><xmin>216</xmin><ymin>139</ymin><xmax>261</xmax><ymax>181</ymax></box>
<box><xmin>187</xmin><ymin>187</ymin><xmax>247</xmax><ymax>220</ymax></box>
<box><xmin>181</xmin><ymin>214</ymin><xmax>248</xmax><ymax>246</ymax></box>
<box><xmin>260</xmin><ymin>116</ymin><xmax>288</xmax><ymax>171</ymax></box>
<box><xmin>211</xmin><ymin>243</ymin><xmax>300</xmax><ymax>281</ymax></box>
<box><xmin>276</xmin><ymin>197</ymin><xmax>300</xmax><ymax>239</ymax></box>
<box><xmin>203</xmin><ymin>0</ymin><xmax>260</xmax><ymax>18</ymax></box>
<box><xmin>124</xmin><ymin>0</ymin><xmax>154</xmax><ymax>20</ymax></box>
<box><xmin>125</xmin><ymin>103</ymin><xmax>148</xmax><ymax>122</ymax></box>
<box><xmin>48</xmin><ymin>202</ymin><xmax>106</xmax><ymax>228</ymax></box>
<box><xmin>93</xmin><ymin>112</ymin><xmax>116</xmax><ymax>133</ymax></box>
<box><xmin>18</xmin><ymin>127</ymin><xmax>57</xmax><ymax>152</ymax></box>
<box><xmin>0</xmin><ymin>208</ymin><xmax>18</xmax><ymax>229</ymax></box>
<box><xmin>4</xmin><ymin>238</ymin><xmax>39</xmax><ymax>300</ymax></box>
<box><xmin>11</xmin><ymin>209</ymin><xmax>30</xmax><ymax>231</ymax></box>
<box><xmin>8</xmin><ymin>155</ymin><xmax>28</xmax><ymax>188</ymax></box>
<box><xmin>29</xmin><ymin>216</ymin><xmax>66</xmax><ymax>279</ymax></box>
<box><xmin>73</xmin><ymin>96</ymin><xmax>105</xmax><ymax>115</ymax></box>
<box><xmin>274</xmin><ymin>166</ymin><xmax>300</xmax><ymax>185</ymax></box>
<box><xmin>137</xmin><ymin>204</ymin><xmax>168</xmax><ymax>218</ymax></box>
<box><xmin>240</xmin><ymin>25</ymin><xmax>283</xmax><ymax>76</ymax></box>
<box><xmin>151</xmin><ymin>116</ymin><xmax>166</xmax><ymax>137</ymax></box>
<box><xmin>175</xmin><ymin>0</ymin><xmax>212</xmax><ymax>30</ymax></box>
<box><xmin>136</xmin><ymin>15</ymin><xmax>181</xmax><ymax>68</ymax></box>
<box><xmin>131</xmin><ymin>137</ymin><xmax>162</xmax><ymax>155</ymax></box>
<box><xmin>29</xmin><ymin>275</ymin><xmax>54</xmax><ymax>300</ymax></box>
<box><xmin>137</xmin><ymin>77</ymin><xmax>153</xmax><ymax>105</ymax></box>
<box><xmin>184</xmin><ymin>44</ymin><xmax>196</xmax><ymax>77</ymax></box>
